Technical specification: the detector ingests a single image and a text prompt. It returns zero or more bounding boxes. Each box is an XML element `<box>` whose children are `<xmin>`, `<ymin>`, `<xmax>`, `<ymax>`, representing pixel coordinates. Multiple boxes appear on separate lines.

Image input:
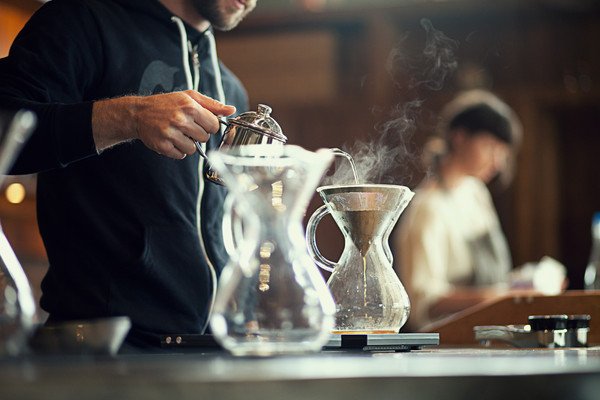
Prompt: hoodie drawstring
<box><xmin>171</xmin><ymin>16</ymin><xmax>195</xmax><ymax>91</ymax></box>
<box><xmin>204</xmin><ymin>29</ymin><xmax>225</xmax><ymax>104</ymax></box>
<box><xmin>170</xmin><ymin>16</ymin><xmax>226</xmax><ymax>105</ymax></box>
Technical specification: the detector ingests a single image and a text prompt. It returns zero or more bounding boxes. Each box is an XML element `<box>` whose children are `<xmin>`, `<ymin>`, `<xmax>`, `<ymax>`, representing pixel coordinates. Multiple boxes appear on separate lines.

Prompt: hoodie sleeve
<box><xmin>0</xmin><ymin>0</ymin><xmax>102</xmax><ymax>174</ymax></box>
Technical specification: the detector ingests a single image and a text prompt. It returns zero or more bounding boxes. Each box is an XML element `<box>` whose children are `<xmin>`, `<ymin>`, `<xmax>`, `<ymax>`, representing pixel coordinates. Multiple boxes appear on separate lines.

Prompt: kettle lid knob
<box><xmin>257</xmin><ymin>104</ymin><xmax>272</xmax><ymax>116</ymax></box>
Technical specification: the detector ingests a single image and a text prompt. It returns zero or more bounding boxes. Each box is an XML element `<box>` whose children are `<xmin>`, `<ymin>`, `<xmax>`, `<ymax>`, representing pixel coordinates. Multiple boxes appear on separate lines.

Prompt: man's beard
<box><xmin>191</xmin><ymin>0</ymin><xmax>252</xmax><ymax>31</ymax></box>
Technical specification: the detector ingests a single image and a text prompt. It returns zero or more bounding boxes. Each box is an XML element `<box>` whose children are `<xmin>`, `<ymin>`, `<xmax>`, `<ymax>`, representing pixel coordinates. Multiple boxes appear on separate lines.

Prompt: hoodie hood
<box><xmin>110</xmin><ymin>0</ymin><xmax>175</xmax><ymax>22</ymax></box>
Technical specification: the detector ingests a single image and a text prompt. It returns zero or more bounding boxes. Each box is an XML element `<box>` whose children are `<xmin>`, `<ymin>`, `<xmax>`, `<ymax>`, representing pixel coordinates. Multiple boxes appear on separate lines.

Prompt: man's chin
<box><xmin>213</xmin><ymin>15</ymin><xmax>244</xmax><ymax>31</ymax></box>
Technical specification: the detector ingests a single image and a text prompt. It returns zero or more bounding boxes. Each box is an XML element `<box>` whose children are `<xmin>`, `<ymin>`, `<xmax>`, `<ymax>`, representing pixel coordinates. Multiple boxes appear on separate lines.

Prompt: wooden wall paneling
<box><xmin>0</xmin><ymin>0</ymin><xmax>41</xmax><ymax>13</ymax></box>
<box><xmin>0</xmin><ymin>3</ymin><xmax>33</xmax><ymax>57</ymax></box>
<box><xmin>0</xmin><ymin>198</ymin><xmax>45</xmax><ymax>262</ymax></box>
<box><xmin>0</xmin><ymin>0</ymin><xmax>42</xmax><ymax>54</ymax></box>
<box><xmin>511</xmin><ymin>94</ymin><xmax>538</xmax><ymax>267</ymax></box>
<box><xmin>217</xmin><ymin>30</ymin><xmax>338</xmax><ymax>106</ymax></box>
<box><xmin>585</xmin><ymin>19</ymin><xmax>600</xmax><ymax>82</ymax></box>
<box><xmin>362</xmin><ymin>13</ymin><xmax>397</xmax><ymax>108</ymax></box>
<box><xmin>521</xmin><ymin>99</ymin><xmax>560</xmax><ymax>264</ymax></box>
<box><xmin>507</xmin><ymin>89</ymin><xmax>564</xmax><ymax>268</ymax></box>
<box><xmin>555</xmin><ymin>102</ymin><xmax>600</xmax><ymax>289</ymax></box>
<box><xmin>535</xmin><ymin>100</ymin><xmax>561</xmax><ymax>262</ymax></box>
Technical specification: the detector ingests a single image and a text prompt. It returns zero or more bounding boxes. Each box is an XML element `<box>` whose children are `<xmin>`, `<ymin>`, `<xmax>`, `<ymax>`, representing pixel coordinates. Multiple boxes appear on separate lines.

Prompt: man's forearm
<box><xmin>92</xmin><ymin>96</ymin><xmax>141</xmax><ymax>152</ymax></box>
<box><xmin>90</xmin><ymin>91</ymin><xmax>236</xmax><ymax>159</ymax></box>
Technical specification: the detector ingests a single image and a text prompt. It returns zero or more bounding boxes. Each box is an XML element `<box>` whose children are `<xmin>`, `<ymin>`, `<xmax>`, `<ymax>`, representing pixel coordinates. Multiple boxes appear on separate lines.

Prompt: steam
<box><xmin>324</xmin><ymin>19</ymin><xmax>458</xmax><ymax>186</ymax></box>
<box><xmin>413</xmin><ymin>19</ymin><xmax>459</xmax><ymax>90</ymax></box>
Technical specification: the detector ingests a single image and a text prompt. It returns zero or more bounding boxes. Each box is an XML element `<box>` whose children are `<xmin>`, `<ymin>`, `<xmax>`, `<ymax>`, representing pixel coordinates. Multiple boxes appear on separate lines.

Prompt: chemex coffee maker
<box><xmin>306</xmin><ymin>184</ymin><xmax>414</xmax><ymax>334</ymax></box>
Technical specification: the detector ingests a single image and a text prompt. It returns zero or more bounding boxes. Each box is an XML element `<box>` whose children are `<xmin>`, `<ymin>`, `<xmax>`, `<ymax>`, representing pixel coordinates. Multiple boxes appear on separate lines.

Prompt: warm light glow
<box><xmin>258</xmin><ymin>263</ymin><xmax>271</xmax><ymax>292</ymax></box>
<box><xmin>5</xmin><ymin>183</ymin><xmax>26</xmax><ymax>204</ymax></box>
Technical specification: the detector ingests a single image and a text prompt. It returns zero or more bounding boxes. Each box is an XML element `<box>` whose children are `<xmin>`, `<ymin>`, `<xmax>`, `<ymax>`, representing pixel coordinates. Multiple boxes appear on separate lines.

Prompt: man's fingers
<box><xmin>171</xmin><ymin>132</ymin><xmax>198</xmax><ymax>156</ymax></box>
<box><xmin>186</xmin><ymin>90</ymin><xmax>236</xmax><ymax>116</ymax></box>
<box><xmin>187</xmin><ymin>105</ymin><xmax>222</xmax><ymax>135</ymax></box>
<box><xmin>159</xmin><ymin>142</ymin><xmax>188</xmax><ymax>160</ymax></box>
<box><xmin>176</xmin><ymin>110</ymin><xmax>212</xmax><ymax>142</ymax></box>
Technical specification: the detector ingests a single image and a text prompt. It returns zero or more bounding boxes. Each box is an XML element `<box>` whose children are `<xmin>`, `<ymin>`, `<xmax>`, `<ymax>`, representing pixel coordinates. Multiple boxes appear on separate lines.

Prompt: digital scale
<box><xmin>160</xmin><ymin>333</ymin><xmax>439</xmax><ymax>352</ymax></box>
<box><xmin>324</xmin><ymin>333</ymin><xmax>439</xmax><ymax>352</ymax></box>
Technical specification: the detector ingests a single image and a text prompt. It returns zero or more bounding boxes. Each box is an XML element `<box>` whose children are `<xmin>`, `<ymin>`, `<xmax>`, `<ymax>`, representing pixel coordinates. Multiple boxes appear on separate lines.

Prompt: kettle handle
<box><xmin>191</xmin><ymin>119</ymin><xmax>229</xmax><ymax>160</ymax></box>
<box><xmin>193</xmin><ymin>139</ymin><xmax>208</xmax><ymax>159</ymax></box>
<box><xmin>305</xmin><ymin>204</ymin><xmax>337</xmax><ymax>272</ymax></box>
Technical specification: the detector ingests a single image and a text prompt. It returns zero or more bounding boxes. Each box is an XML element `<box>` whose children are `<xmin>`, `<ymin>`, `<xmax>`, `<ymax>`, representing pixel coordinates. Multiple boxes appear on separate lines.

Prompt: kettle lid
<box><xmin>228</xmin><ymin>104</ymin><xmax>287</xmax><ymax>143</ymax></box>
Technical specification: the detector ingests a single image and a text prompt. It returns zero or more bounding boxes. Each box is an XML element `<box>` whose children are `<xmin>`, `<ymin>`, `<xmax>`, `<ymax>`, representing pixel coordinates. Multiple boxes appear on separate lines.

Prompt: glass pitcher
<box><xmin>207</xmin><ymin>144</ymin><xmax>335</xmax><ymax>356</ymax></box>
<box><xmin>0</xmin><ymin>228</ymin><xmax>36</xmax><ymax>356</ymax></box>
<box><xmin>306</xmin><ymin>184</ymin><xmax>414</xmax><ymax>334</ymax></box>
<box><xmin>0</xmin><ymin>110</ymin><xmax>37</xmax><ymax>356</ymax></box>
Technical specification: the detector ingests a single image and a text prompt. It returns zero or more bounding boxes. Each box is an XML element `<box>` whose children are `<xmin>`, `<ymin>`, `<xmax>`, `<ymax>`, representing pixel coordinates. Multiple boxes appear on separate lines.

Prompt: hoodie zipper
<box><xmin>191</xmin><ymin>44</ymin><xmax>200</xmax><ymax>91</ymax></box>
<box><xmin>190</xmin><ymin>43</ymin><xmax>219</xmax><ymax>334</ymax></box>
<box><xmin>171</xmin><ymin>16</ymin><xmax>218</xmax><ymax>334</ymax></box>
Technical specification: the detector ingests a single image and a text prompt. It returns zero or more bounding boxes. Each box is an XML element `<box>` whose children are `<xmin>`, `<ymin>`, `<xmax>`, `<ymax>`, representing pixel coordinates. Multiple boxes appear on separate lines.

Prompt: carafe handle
<box><xmin>383</xmin><ymin>224</ymin><xmax>394</xmax><ymax>264</ymax></box>
<box><xmin>305</xmin><ymin>204</ymin><xmax>337</xmax><ymax>272</ymax></box>
<box><xmin>222</xmin><ymin>194</ymin><xmax>244</xmax><ymax>258</ymax></box>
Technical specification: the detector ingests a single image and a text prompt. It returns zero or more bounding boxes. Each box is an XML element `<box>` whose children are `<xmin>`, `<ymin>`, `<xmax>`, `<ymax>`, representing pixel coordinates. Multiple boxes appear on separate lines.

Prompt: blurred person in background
<box><xmin>393</xmin><ymin>90</ymin><xmax>523</xmax><ymax>330</ymax></box>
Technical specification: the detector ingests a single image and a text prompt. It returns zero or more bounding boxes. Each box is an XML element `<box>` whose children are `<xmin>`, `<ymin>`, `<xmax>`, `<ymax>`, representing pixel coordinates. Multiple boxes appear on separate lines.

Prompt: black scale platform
<box><xmin>160</xmin><ymin>333</ymin><xmax>440</xmax><ymax>352</ymax></box>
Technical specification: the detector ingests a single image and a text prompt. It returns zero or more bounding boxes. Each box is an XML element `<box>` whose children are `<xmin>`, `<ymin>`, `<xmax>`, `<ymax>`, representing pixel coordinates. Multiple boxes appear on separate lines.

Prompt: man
<box><xmin>0</xmin><ymin>0</ymin><xmax>257</xmax><ymax>348</ymax></box>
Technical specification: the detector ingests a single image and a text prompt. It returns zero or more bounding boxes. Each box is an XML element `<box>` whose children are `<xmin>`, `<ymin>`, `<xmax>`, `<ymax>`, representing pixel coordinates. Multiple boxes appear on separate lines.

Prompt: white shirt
<box><xmin>394</xmin><ymin>176</ymin><xmax>511</xmax><ymax>329</ymax></box>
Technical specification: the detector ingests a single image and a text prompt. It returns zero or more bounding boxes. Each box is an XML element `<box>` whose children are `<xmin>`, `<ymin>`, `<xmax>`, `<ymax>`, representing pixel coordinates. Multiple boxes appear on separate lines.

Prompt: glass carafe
<box><xmin>306</xmin><ymin>184</ymin><xmax>414</xmax><ymax>334</ymax></box>
<box><xmin>207</xmin><ymin>144</ymin><xmax>335</xmax><ymax>356</ymax></box>
<box><xmin>0</xmin><ymin>227</ymin><xmax>36</xmax><ymax>356</ymax></box>
<box><xmin>0</xmin><ymin>110</ymin><xmax>37</xmax><ymax>356</ymax></box>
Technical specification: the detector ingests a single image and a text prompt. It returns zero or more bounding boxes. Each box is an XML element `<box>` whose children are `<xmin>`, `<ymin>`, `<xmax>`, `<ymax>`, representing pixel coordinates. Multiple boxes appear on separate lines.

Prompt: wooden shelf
<box><xmin>421</xmin><ymin>290</ymin><xmax>600</xmax><ymax>346</ymax></box>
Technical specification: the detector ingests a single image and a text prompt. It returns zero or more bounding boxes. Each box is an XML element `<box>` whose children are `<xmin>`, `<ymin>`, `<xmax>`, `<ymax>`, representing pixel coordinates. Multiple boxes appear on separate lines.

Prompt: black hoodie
<box><xmin>0</xmin><ymin>0</ymin><xmax>248</xmax><ymax>346</ymax></box>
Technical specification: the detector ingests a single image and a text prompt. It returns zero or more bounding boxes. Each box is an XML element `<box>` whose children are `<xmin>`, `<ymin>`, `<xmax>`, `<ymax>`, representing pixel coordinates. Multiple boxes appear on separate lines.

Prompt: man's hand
<box><xmin>92</xmin><ymin>90</ymin><xmax>236</xmax><ymax>159</ymax></box>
